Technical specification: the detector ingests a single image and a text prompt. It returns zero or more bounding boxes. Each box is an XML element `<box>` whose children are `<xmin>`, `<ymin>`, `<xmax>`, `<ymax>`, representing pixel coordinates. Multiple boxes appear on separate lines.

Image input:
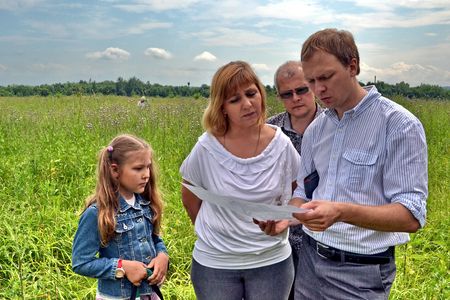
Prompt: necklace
<box><xmin>223</xmin><ymin>125</ymin><xmax>261</xmax><ymax>157</ymax></box>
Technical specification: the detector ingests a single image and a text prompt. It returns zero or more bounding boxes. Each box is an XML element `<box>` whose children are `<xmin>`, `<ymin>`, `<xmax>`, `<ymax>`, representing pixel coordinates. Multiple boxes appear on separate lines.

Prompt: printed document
<box><xmin>182</xmin><ymin>183</ymin><xmax>310</xmax><ymax>220</ymax></box>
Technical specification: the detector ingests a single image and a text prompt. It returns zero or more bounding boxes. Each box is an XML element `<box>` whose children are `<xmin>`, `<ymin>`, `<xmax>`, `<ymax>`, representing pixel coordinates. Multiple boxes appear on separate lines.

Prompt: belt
<box><xmin>304</xmin><ymin>234</ymin><xmax>394</xmax><ymax>265</ymax></box>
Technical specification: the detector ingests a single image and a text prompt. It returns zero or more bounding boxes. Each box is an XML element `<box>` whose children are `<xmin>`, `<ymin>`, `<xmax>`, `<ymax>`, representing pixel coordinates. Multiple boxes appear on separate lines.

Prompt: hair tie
<box><xmin>107</xmin><ymin>146</ymin><xmax>113</xmax><ymax>161</ymax></box>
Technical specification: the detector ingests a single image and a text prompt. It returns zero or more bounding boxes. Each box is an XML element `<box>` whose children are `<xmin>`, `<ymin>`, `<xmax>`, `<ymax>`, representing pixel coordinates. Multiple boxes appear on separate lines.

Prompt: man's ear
<box><xmin>348</xmin><ymin>58</ymin><xmax>358</xmax><ymax>77</ymax></box>
<box><xmin>110</xmin><ymin>163</ymin><xmax>120</xmax><ymax>179</ymax></box>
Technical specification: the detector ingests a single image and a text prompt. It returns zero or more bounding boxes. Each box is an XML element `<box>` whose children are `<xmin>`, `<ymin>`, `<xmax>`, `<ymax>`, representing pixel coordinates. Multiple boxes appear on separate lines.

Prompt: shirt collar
<box><xmin>348</xmin><ymin>85</ymin><xmax>380</xmax><ymax>118</ymax></box>
<box><xmin>324</xmin><ymin>85</ymin><xmax>380</xmax><ymax>120</ymax></box>
<box><xmin>283</xmin><ymin>103</ymin><xmax>323</xmax><ymax>132</ymax></box>
<box><xmin>282</xmin><ymin>112</ymin><xmax>294</xmax><ymax>131</ymax></box>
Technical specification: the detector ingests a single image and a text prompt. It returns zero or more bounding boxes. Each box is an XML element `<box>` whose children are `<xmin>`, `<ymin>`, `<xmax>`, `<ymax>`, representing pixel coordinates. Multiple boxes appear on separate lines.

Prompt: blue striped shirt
<box><xmin>293</xmin><ymin>86</ymin><xmax>428</xmax><ymax>254</ymax></box>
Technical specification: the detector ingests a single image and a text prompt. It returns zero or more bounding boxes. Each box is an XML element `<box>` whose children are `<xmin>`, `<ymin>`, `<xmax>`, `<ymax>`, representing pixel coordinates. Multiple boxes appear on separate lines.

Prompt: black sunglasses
<box><xmin>279</xmin><ymin>86</ymin><xmax>309</xmax><ymax>100</ymax></box>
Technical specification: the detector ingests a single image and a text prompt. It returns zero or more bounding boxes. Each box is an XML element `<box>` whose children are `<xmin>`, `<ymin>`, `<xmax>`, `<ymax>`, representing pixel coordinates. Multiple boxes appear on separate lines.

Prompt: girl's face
<box><xmin>113</xmin><ymin>149</ymin><xmax>151</xmax><ymax>200</ymax></box>
<box><xmin>222</xmin><ymin>83</ymin><xmax>262</xmax><ymax>130</ymax></box>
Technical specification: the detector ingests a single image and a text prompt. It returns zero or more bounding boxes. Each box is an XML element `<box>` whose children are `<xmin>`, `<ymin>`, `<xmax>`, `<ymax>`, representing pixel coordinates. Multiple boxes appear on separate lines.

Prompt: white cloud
<box><xmin>360</xmin><ymin>41</ymin><xmax>450</xmax><ymax>86</ymax></box>
<box><xmin>86</xmin><ymin>47</ymin><xmax>130</xmax><ymax>61</ymax></box>
<box><xmin>193</xmin><ymin>1</ymin><xmax>335</xmax><ymax>24</ymax></box>
<box><xmin>115</xmin><ymin>0</ymin><xmax>201</xmax><ymax>12</ymax></box>
<box><xmin>193</xmin><ymin>28</ymin><xmax>274</xmax><ymax>47</ymax></box>
<box><xmin>425</xmin><ymin>32</ymin><xmax>438</xmax><ymax>36</ymax></box>
<box><xmin>0</xmin><ymin>64</ymin><xmax>7</xmax><ymax>71</ymax></box>
<box><xmin>349</xmin><ymin>0</ymin><xmax>450</xmax><ymax>11</ymax></box>
<box><xmin>358</xmin><ymin>42</ymin><xmax>391</xmax><ymax>57</ymax></box>
<box><xmin>194</xmin><ymin>51</ymin><xmax>217</xmax><ymax>62</ymax></box>
<box><xmin>340</xmin><ymin>10</ymin><xmax>450</xmax><ymax>29</ymax></box>
<box><xmin>27</xmin><ymin>20</ymin><xmax>69</xmax><ymax>38</ymax></box>
<box><xmin>255</xmin><ymin>0</ymin><xmax>335</xmax><ymax>24</ymax></box>
<box><xmin>360</xmin><ymin>61</ymin><xmax>450</xmax><ymax>87</ymax></box>
<box><xmin>252</xmin><ymin>63</ymin><xmax>270</xmax><ymax>71</ymax></box>
<box><xmin>128</xmin><ymin>21</ymin><xmax>172</xmax><ymax>34</ymax></box>
<box><xmin>254</xmin><ymin>21</ymin><xmax>275</xmax><ymax>28</ymax></box>
<box><xmin>30</xmin><ymin>63</ymin><xmax>66</xmax><ymax>71</ymax></box>
<box><xmin>144</xmin><ymin>48</ymin><xmax>172</xmax><ymax>59</ymax></box>
<box><xmin>0</xmin><ymin>0</ymin><xmax>43</xmax><ymax>10</ymax></box>
<box><xmin>337</xmin><ymin>0</ymin><xmax>450</xmax><ymax>29</ymax></box>
<box><xmin>200</xmin><ymin>1</ymin><xmax>450</xmax><ymax>30</ymax></box>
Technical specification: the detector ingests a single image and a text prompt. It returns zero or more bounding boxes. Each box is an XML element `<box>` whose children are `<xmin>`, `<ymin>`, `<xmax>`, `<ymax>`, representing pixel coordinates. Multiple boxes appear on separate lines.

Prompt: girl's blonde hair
<box><xmin>84</xmin><ymin>134</ymin><xmax>163</xmax><ymax>246</ymax></box>
<box><xmin>203</xmin><ymin>61</ymin><xmax>267</xmax><ymax>136</ymax></box>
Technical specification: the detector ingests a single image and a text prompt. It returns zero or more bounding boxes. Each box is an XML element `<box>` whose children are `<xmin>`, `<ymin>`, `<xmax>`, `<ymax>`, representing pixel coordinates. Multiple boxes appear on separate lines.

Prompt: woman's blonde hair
<box><xmin>203</xmin><ymin>61</ymin><xmax>267</xmax><ymax>136</ymax></box>
<box><xmin>84</xmin><ymin>134</ymin><xmax>163</xmax><ymax>246</ymax></box>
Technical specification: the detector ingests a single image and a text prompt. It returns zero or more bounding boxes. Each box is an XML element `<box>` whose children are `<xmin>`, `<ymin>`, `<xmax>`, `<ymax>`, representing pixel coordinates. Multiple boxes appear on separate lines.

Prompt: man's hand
<box><xmin>293</xmin><ymin>200</ymin><xmax>341</xmax><ymax>231</ymax></box>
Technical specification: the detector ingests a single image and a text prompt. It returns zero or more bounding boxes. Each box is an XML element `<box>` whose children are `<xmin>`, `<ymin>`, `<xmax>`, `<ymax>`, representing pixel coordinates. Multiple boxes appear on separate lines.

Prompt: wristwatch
<box><xmin>115</xmin><ymin>259</ymin><xmax>126</xmax><ymax>279</ymax></box>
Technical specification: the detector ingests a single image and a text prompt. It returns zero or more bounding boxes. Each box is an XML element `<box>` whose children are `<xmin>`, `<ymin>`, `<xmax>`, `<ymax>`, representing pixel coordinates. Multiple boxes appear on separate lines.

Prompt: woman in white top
<box><xmin>180</xmin><ymin>61</ymin><xmax>300</xmax><ymax>300</ymax></box>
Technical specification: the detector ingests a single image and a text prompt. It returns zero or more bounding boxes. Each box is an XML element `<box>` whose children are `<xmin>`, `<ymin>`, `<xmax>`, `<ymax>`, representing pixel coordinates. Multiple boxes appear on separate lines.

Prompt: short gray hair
<box><xmin>273</xmin><ymin>60</ymin><xmax>302</xmax><ymax>93</ymax></box>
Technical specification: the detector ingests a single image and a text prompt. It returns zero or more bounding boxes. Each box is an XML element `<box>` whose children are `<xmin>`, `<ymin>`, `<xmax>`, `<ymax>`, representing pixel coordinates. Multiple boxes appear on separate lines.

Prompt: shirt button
<box><xmin>140</xmin><ymin>237</ymin><xmax>147</xmax><ymax>242</ymax></box>
<box><xmin>137</xmin><ymin>218</ymin><xmax>143</xmax><ymax>223</ymax></box>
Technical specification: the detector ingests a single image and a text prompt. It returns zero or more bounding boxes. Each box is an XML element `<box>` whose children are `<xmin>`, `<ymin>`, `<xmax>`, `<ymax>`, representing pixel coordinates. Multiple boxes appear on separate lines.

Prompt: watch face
<box><xmin>116</xmin><ymin>268</ymin><xmax>125</xmax><ymax>278</ymax></box>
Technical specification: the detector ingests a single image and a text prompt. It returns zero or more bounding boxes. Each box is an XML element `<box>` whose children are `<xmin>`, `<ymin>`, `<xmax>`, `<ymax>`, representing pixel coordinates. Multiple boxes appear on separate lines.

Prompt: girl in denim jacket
<box><xmin>72</xmin><ymin>134</ymin><xmax>169</xmax><ymax>299</ymax></box>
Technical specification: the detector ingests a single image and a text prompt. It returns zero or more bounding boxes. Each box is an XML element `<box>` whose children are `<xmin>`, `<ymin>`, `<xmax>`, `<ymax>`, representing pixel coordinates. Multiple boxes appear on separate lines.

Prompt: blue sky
<box><xmin>0</xmin><ymin>0</ymin><xmax>449</xmax><ymax>87</ymax></box>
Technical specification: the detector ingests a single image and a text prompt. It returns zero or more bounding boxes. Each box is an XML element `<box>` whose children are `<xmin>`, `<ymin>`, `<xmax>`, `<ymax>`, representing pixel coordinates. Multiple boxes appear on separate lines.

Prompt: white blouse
<box><xmin>180</xmin><ymin>125</ymin><xmax>300</xmax><ymax>269</ymax></box>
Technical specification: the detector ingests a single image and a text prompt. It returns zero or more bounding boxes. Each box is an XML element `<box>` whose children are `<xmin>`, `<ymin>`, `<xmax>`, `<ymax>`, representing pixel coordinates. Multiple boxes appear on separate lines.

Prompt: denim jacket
<box><xmin>72</xmin><ymin>194</ymin><xmax>168</xmax><ymax>298</ymax></box>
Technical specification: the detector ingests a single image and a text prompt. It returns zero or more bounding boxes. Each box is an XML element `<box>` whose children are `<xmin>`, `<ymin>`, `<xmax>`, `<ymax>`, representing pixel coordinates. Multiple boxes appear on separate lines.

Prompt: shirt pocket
<box><xmin>114</xmin><ymin>216</ymin><xmax>135</xmax><ymax>249</ymax></box>
<box><xmin>343</xmin><ymin>150</ymin><xmax>378</xmax><ymax>187</ymax></box>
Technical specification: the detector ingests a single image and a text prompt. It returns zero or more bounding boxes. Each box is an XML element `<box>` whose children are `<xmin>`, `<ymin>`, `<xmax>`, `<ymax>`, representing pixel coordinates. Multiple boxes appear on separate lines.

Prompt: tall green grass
<box><xmin>0</xmin><ymin>95</ymin><xmax>448</xmax><ymax>299</ymax></box>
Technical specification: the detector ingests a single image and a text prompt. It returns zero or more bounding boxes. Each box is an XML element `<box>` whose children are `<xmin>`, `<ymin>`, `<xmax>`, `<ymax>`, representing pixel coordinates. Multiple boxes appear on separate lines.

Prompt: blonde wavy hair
<box><xmin>84</xmin><ymin>134</ymin><xmax>163</xmax><ymax>246</ymax></box>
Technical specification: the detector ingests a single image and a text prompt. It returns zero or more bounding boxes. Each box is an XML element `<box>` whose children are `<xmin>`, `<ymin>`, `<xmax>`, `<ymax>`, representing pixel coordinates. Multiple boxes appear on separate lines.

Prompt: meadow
<box><xmin>0</xmin><ymin>95</ymin><xmax>448</xmax><ymax>299</ymax></box>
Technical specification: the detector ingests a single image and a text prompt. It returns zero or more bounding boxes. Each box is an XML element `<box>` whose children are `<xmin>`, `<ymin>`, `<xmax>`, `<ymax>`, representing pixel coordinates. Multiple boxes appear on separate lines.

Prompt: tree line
<box><xmin>0</xmin><ymin>76</ymin><xmax>448</xmax><ymax>100</ymax></box>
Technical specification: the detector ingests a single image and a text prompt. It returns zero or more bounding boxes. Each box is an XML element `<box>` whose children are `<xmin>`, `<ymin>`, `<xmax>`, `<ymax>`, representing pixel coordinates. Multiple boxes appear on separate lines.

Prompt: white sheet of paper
<box><xmin>182</xmin><ymin>183</ymin><xmax>310</xmax><ymax>220</ymax></box>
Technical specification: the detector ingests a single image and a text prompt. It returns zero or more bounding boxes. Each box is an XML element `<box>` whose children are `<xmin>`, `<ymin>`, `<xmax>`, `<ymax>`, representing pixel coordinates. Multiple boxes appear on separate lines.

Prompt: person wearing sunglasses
<box><xmin>268</xmin><ymin>60</ymin><xmax>323</xmax><ymax>155</ymax></box>
<box><xmin>266</xmin><ymin>60</ymin><xmax>323</xmax><ymax>300</ymax></box>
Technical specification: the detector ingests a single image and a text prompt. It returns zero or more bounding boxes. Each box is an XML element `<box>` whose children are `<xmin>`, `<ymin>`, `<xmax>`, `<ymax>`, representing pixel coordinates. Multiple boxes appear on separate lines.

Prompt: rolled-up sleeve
<box><xmin>385</xmin><ymin>119</ymin><xmax>428</xmax><ymax>227</ymax></box>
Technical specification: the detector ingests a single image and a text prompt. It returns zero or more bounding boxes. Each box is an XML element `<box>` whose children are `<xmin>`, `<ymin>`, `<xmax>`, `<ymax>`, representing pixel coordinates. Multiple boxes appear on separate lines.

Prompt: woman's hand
<box><xmin>146</xmin><ymin>252</ymin><xmax>169</xmax><ymax>285</ymax></box>
<box><xmin>253</xmin><ymin>219</ymin><xmax>289</xmax><ymax>236</ymax></box>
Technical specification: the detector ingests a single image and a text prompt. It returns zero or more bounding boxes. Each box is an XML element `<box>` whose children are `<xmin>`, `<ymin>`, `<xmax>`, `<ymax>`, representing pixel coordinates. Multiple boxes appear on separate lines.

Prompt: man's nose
<box><xmin>314</xmin><ymin>82</ymin><xmax>326</xmax><ymax>94</ymax></box>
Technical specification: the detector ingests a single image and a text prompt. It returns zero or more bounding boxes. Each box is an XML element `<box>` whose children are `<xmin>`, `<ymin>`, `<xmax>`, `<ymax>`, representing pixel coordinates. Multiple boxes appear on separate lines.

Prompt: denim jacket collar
<box><xmin>118</xmin><ymin>193</ymin><xmax>150</xmax><ymax>213</ymax></box>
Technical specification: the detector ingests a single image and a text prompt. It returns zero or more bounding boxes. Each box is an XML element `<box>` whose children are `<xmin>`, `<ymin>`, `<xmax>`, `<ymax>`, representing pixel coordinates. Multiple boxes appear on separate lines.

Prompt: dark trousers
<box><xmin>294</xmin><ymin>237</ymin><xmax>396</xmax><ymax>300</ymax></box>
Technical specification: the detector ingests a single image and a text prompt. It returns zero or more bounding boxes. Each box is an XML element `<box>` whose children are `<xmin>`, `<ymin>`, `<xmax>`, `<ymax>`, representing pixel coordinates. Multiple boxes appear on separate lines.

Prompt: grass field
<box><xmin>0</xmin><ymin>95</ymin><xmax>448</xmax><ymax>299</ymax></box>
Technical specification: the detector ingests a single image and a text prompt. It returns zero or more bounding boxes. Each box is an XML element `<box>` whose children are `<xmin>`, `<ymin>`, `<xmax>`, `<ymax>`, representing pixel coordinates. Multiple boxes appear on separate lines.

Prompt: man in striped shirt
<box><xmin>290</xmin><ymin>29</ymin><xmax>428</xmax><ymax>299</ymax></box>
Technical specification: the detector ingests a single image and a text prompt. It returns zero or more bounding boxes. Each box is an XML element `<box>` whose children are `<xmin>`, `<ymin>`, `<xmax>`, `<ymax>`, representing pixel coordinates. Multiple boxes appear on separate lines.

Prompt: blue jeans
<box><xmin>191</xmin><ymin>256</ymin><xmax>294</xmax><ymax>300</ymax></box>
